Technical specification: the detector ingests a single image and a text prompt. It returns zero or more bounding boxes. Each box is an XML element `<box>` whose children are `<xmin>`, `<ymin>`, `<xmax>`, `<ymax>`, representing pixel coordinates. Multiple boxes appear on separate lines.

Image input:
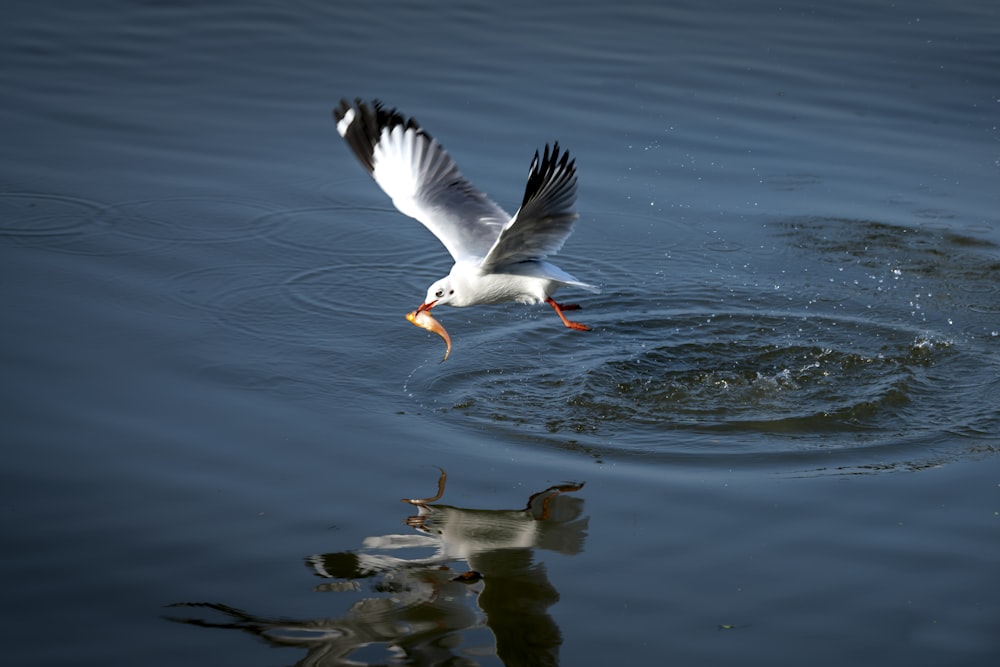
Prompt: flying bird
<box><xmin>333</xmin><ymin>98</ymin><xmax>598</xmax><ymax>340</ymax></box>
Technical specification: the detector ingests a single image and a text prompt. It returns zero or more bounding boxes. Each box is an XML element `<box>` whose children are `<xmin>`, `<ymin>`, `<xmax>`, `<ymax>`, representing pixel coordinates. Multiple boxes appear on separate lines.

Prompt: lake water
<box><xmin>2</xmin><ymin>1</ymin><xmax>999</xmax><ymax>665</ymax></box>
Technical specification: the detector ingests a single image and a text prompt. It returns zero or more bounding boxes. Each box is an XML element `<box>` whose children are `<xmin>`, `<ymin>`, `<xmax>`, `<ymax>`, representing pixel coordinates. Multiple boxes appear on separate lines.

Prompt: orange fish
<box><xmin>405</xmin><ymin>309</ymin><xmax>452</xmax><ymax>362</ymax></box>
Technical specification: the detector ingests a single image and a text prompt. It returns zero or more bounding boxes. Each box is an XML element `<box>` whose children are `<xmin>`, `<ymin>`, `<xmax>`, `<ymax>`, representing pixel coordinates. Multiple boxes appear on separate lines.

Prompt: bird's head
<box><xmin>417</xmin><ymin>277</ymin><xmax>456</xmax><ymax>313</ymax></box>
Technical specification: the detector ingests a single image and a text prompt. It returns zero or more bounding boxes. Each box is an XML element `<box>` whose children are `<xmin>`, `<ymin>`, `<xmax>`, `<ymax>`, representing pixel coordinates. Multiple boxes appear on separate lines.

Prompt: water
<box><xmin>2</xmin><ymin>1</ymin><xmax>999</xmax><ymax>665</ymax></box>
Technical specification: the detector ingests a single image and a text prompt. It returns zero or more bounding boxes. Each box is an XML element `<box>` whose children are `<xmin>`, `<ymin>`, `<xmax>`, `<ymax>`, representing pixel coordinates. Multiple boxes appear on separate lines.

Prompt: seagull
<box><xmin>333</xmin><ymin>98</ymin><xmax>599</xmax><ymax>331</ymax></box>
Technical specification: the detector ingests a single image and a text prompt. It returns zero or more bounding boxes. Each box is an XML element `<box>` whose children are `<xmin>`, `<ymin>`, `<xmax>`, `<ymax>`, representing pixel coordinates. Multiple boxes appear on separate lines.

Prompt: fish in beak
<box><xmin>405</xmin><ymin>307</ymin><xmax>451</xmax><ymax>362</ymax></box>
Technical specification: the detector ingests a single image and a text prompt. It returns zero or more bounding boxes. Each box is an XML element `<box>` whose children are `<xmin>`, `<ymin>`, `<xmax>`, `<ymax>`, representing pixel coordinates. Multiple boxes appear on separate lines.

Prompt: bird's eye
<box><xmin>449</xmin><ymin>290</ymin><xmax>454</xmax><ymax>295</ymax></box>
<box><xmin>435</xmin><ymin>289</ymin><xmax>444</xmax><ymax>298</ymax></box>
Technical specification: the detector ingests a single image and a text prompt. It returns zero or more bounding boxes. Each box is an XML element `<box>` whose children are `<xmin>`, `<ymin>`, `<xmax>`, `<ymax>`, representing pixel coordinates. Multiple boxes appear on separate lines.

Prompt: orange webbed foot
<box><xmin>545</xmin><ymin>297</ymin><xmax>591</xmax><ymax>331</ymax></box>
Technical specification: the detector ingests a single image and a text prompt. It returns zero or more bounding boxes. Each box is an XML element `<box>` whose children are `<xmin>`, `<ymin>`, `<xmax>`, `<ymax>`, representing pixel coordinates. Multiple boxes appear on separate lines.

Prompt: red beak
<box><xmin>416</xmin><ymin>300</ymin><xmax>437</xmax><ymax>314</ymax></box>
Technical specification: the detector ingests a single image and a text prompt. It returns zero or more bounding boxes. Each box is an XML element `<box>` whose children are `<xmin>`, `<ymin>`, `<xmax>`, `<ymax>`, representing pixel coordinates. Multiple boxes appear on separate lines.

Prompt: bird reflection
<box><xmin>167</xmin><ymin>470</ymin><xmax>588</xmax><ymax>667</ymax></box>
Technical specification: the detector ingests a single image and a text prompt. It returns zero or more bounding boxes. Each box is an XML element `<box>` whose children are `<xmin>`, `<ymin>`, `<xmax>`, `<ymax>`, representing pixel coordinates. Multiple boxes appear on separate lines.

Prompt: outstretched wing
<box><xmin>334</xmin><ymin>98</ymin><xmax>510</xmax><ymax>262</ymax></box>
<box><xmin>480</xmin><ymin>143</ymin><xmax>579</xmax><ymax>271</ymax></box>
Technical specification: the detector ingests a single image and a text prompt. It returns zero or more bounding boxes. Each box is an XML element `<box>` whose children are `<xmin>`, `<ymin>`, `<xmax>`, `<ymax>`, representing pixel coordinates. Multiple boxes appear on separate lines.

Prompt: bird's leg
<box><xmin>545</xmin><ymin>297</ymin><xmax>590</xmax><ymax>331</ymax></box>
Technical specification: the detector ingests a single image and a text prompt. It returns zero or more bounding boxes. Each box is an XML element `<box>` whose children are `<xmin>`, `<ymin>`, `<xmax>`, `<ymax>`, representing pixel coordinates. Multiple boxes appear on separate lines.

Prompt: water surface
<box><xmin>2</xmin><ymin>1</ymin><xmax>999</xmax><ymax>665</ymax></box>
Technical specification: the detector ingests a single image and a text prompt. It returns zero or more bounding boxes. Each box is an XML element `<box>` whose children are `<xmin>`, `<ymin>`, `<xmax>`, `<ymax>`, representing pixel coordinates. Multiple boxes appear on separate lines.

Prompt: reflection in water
<box><xmin>167</xmin><ymin>471</ymin><xmax>588</xmax><ymax>666</ymax></box>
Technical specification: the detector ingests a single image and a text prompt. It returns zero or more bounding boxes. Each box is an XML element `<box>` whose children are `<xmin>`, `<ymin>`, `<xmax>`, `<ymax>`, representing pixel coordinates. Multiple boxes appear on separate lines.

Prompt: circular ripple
<box><xmin>158</xmin><ymin>257</ymin><xmax>444</xmax><ymax>345</ymax></box>
<box><xmin>285</xmin><ymin>262</ymin><xmax>442</xmax><ymax>319</ymax></box>
<box><xmin>156</xmin><ymin>263</ymin><xmax>333</xmax><ymax>345</ymax></box>
<box><xmin>102</xmin><ymin>196</ymin><xmax>279</xmax><ymax>244</ymax></box>
<box><xmin>0</xmin><ymin>192</ymin><xmax>104</xmax><ymax>236</ymax></box>
<box><xmin>0</xmin><ymin>192</ymin><xmax>113</xmax><ymax>252</ymax></box>
<box><xmin>392</xmin><ymin>215</ymin><xmax>997</xmax><ymax>470</ymax></box>
<box><xmin>260</xmin><ymin>205</ymin><xmax>424</xmax><ymax>263</ymax></box>
<box><xmin>704</xmin><ymin>239</ymin><xmax>744</xmax><ymax>253</ymax></box>
<box><xmin>403</xmin><ymin>307</ymin><xmax>998</xmax><ymax>464</ymax></box>
<box><xmin>163</xmin><ymin>264</ymin><xmax>296</xmax><ymax>312</ymax></box>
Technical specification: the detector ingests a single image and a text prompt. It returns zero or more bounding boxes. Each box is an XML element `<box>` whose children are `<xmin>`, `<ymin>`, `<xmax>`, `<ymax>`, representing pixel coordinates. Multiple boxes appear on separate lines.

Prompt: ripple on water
<box><xmin>0</xmin><ymin>192</ymin><xmax>111</xmax><ymax>253</ymax></box>
<box><xmin>151</xmin><ymin>202</ymin><xmax>451</xmax><ymax>332</ymax></box>
<box><xmin>0</xmin><ymin>193</ymin><xmax>286</xmax><ymax>254</ymax></box>
<box><xmin>403</xmin><ymin>304</ymin><xmax>997</xmax><ymax>467</ymax></box>
<box><xmin>162</xmin><ymin>258</ymin><xmax>439</xmax><ymax>339</ymax></box>
<box><xmin>397</xmin><ymin>215</ymin><xmax>1000</xmax><ymax>469</ymax></box>
<box><xmin>259</xmin><ymin>205</ymin><xmax>422</xmax><ymax>262</ymax></box>
<box><xmin>102</xmin><ymin>196</ymin><xmax>279</xmax><ymax>245</ymax></box>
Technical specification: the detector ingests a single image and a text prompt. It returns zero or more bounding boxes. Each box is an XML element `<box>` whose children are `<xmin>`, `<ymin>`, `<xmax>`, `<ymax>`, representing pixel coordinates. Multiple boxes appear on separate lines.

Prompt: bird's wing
<box><xmin>479</xmin><ymin>143</ymin><xmax>579</xmax><ymax>271</ymax></box>
<box><xmin>334</xmin><ymin>99</ymin><xmax>510</xmax><ymax>262</ymax></box>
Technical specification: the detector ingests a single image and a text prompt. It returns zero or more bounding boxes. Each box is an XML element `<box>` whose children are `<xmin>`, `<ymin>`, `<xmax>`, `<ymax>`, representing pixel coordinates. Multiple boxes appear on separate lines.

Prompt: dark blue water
<box><xmin>2</xmin><ymin>1</ymin><xmax>999</xmax><ymax>665</ymax></box>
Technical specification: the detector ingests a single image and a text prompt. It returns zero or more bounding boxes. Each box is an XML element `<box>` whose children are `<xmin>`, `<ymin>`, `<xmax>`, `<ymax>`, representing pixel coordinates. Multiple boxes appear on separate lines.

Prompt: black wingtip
<box><xmin>333</xmin><ymin>98</ymin><xmax>426</xmax><ymax>173</ymax></box>
<box><xmin>521</xmin><ymin>142</ymin><xmax>575</xmax><ymax>209</ymax></box>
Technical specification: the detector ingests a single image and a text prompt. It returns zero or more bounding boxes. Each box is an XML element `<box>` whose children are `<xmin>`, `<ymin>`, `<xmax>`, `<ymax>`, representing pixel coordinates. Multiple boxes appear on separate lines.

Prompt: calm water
<box><xmin>2</xmin><ymin>1</ymin><xmax>999</xmax><ymax>665</ymax></box>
